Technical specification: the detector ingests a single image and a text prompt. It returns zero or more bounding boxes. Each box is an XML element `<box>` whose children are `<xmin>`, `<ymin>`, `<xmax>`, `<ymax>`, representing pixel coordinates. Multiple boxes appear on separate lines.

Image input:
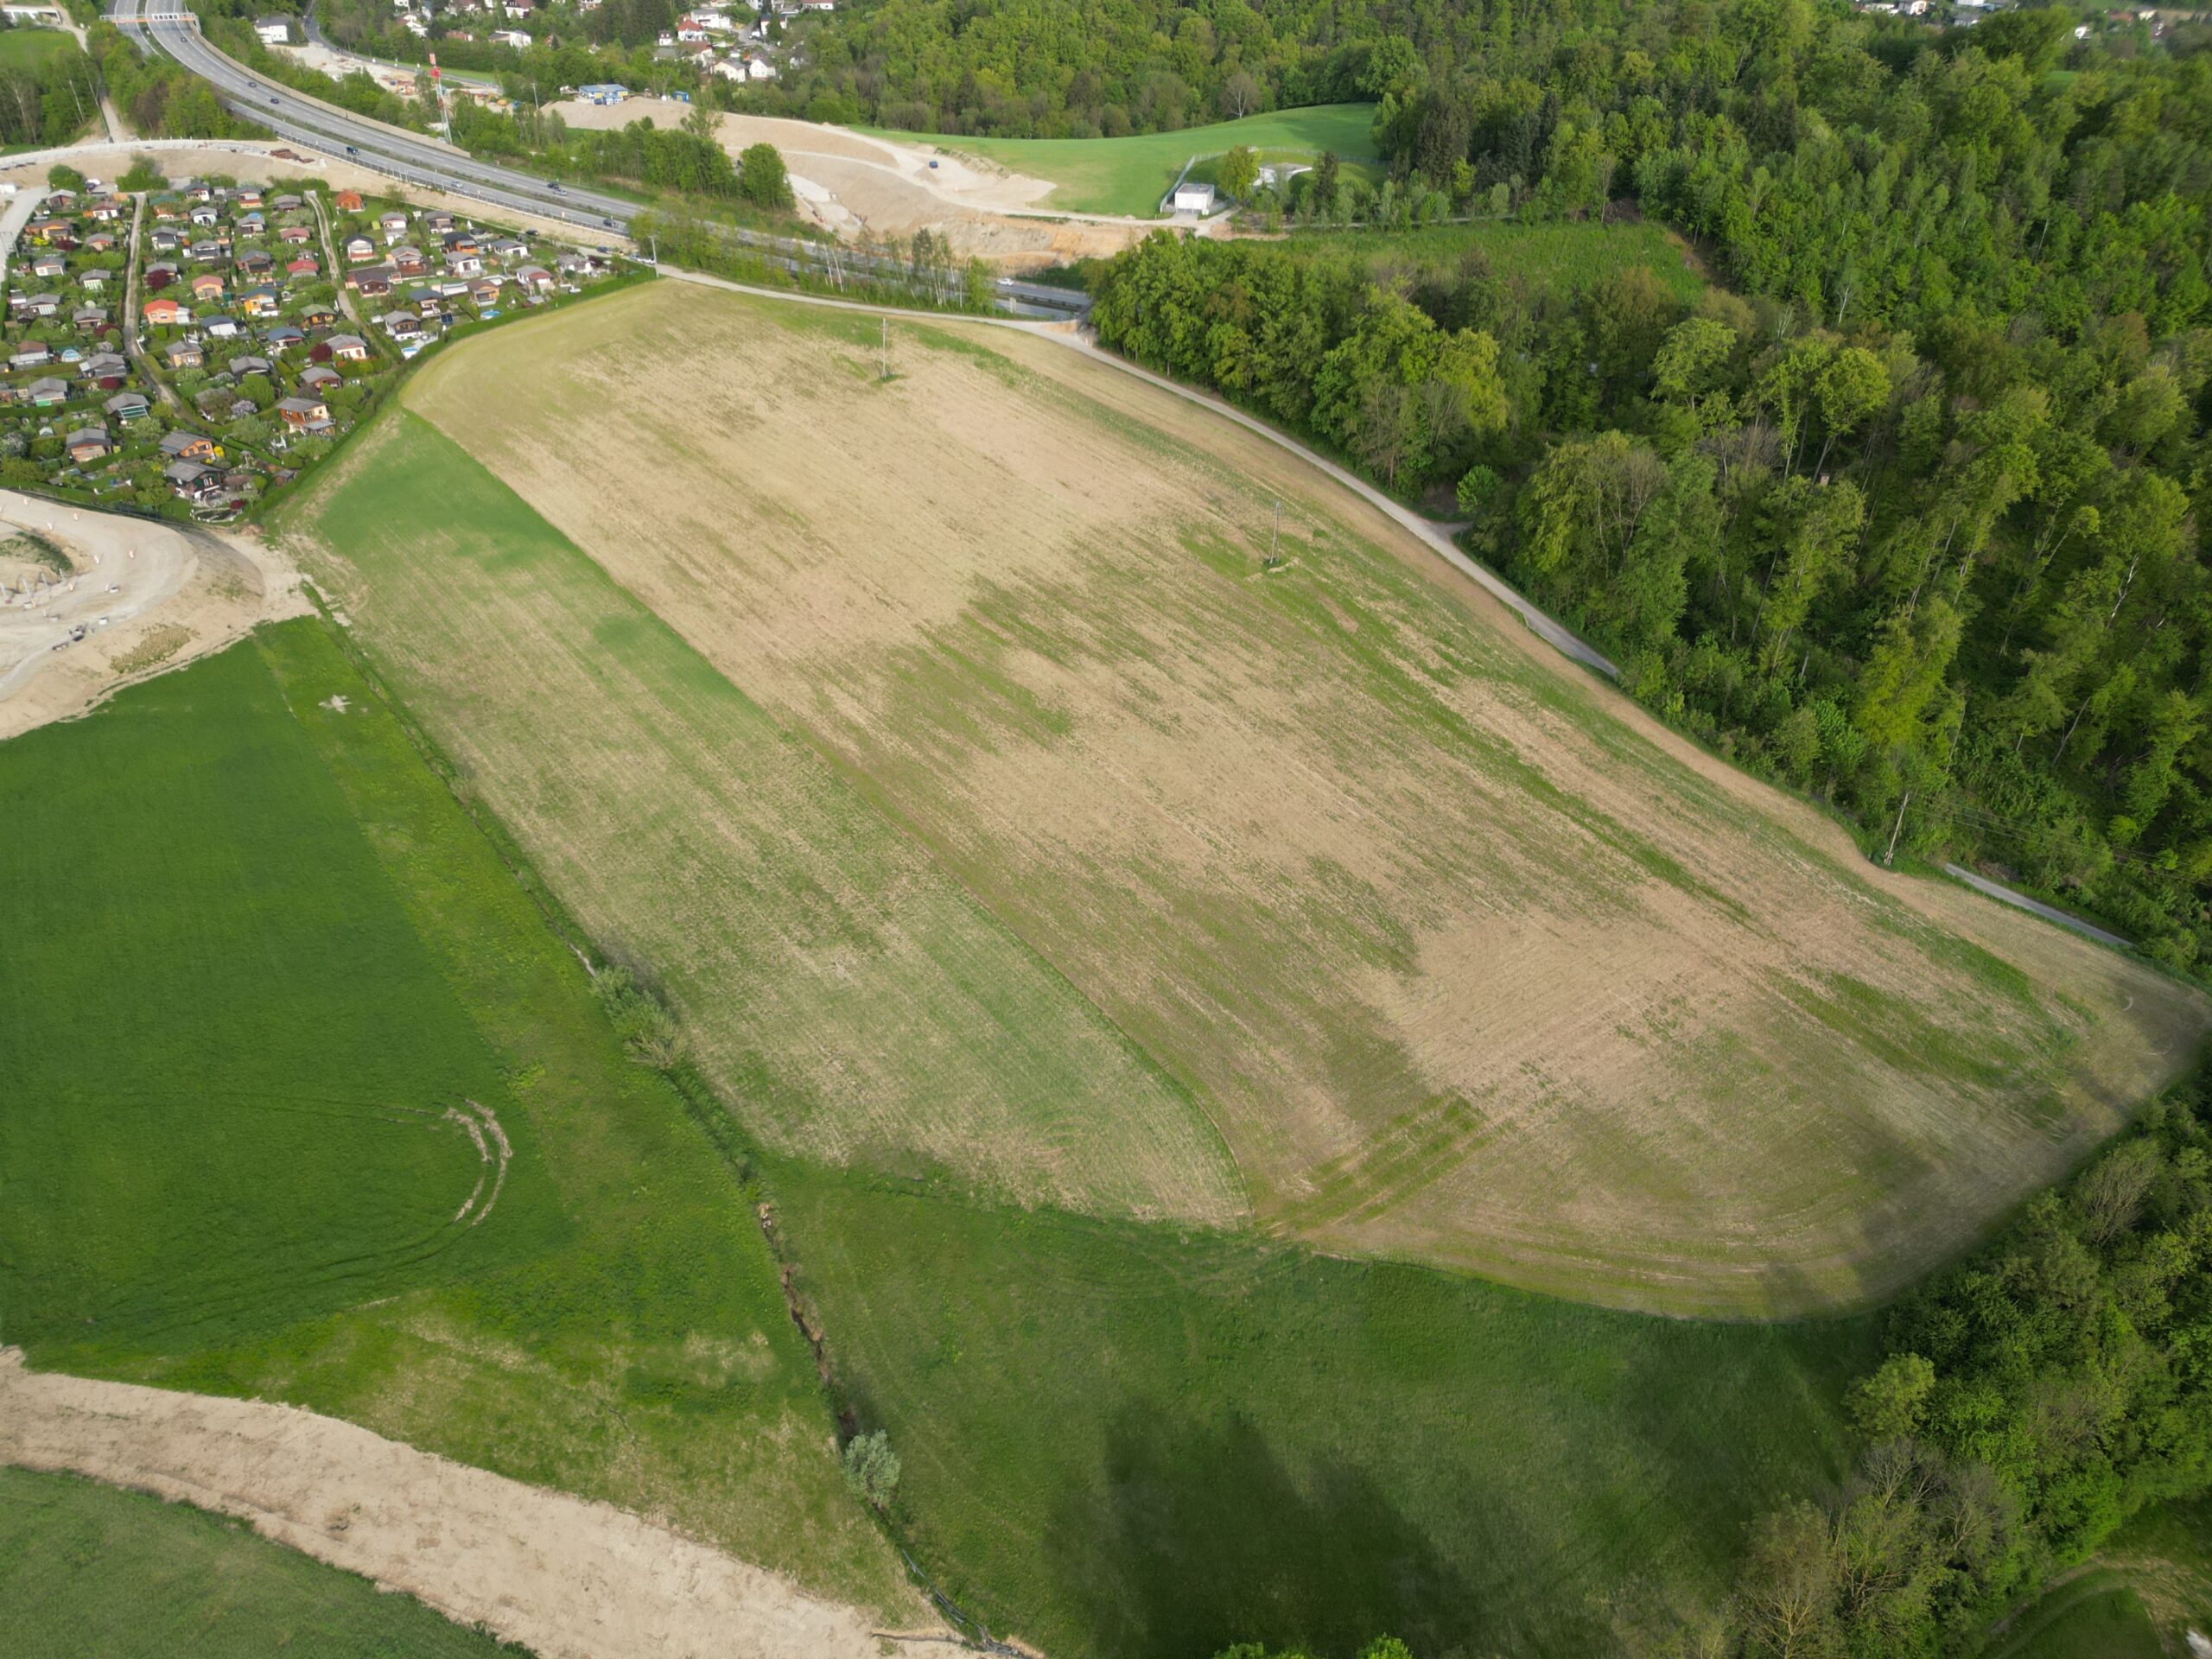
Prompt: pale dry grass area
<box><xmin>397</xmin><ymin>283</ymin><xmax>2209</xmax><ymax>1315</ymax></box>
<box><xmin>292</xmin><ymin>412</ymin><xmax>1241</xmax><ymax>1229</ymax></box>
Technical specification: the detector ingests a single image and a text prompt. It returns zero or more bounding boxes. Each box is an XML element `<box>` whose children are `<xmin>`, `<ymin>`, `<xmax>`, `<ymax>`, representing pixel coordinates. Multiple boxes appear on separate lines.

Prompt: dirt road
<box><xmin>0</xmin><ymin>1350</ymin><xmax>902</xmax><ymax>1659</ymax></box>
<box><xmin>0</xmin><ymin>497</ymin><xmax>309</xmax><ymax>740</ymax></box>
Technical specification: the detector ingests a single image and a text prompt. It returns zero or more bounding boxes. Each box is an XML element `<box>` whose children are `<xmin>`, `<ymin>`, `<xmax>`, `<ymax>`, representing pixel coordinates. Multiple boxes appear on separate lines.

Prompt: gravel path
<box><xmin>0</xmin><ymin>1349</ymin><xmax>899</xmax><ymax>1659</ymax></box>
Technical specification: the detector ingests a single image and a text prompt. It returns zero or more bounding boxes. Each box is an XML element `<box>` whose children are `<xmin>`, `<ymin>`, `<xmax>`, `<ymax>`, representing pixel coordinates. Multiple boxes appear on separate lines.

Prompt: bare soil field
<box><xmin>386</xmin><ymin>282</ymin><xmax>2207</xmax><ymax>1316</ymax></box>
<box><xmin>0</xmin><ymin>1349</ymin><xmax>904</xmax><ymax>1659</ymax></box>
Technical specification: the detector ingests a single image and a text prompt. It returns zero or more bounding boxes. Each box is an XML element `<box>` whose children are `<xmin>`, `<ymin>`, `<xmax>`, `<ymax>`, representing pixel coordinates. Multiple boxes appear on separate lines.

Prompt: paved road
<box><xmin>1942</xmin><ymin>864</ymin><xmax>2133</xmax><ymax>950</ymax></box>
<box><xmin>109</xmin><ymin>0</ymin><xmax>1086</xmax><ymax>317</ymax></box>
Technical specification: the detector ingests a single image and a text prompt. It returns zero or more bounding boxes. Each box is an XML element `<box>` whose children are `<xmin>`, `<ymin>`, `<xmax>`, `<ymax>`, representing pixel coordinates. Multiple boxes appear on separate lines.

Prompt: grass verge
<box><xmin>0</xmin><ymin>1465</ymin><xmax>515</xmax><ymax>1658</ymax></box>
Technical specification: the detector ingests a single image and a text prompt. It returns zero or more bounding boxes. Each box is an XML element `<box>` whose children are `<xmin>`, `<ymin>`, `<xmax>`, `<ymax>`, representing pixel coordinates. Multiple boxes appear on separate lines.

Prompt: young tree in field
<box><xmin>842</xmin><ymin>1430</ymin><xmax>900</xmax><ymax>1510</ymax></box>
<box><xmin>1217</xmin><ymin>143</ymin><xmax>1260</xmax><ymax>201</ymax></box>
<box><xmin>736</xmin><ymin>141</ymin><xmax>793</xmax><ymax>210</ymax></box>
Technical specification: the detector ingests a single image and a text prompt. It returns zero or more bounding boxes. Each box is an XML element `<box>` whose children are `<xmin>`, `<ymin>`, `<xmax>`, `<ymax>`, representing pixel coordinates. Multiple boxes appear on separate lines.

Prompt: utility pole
<box><xmin>880</xmin><ymin>315</ymin><xmax>887</xmax><ymax>380</ymax></box>
<box><xmin>1884</xmin><ymin>789</ymin><xmax>1911</xmax><ymax>866</ymax></box>
<box><xmin>1269</xmin><ymin>497</ymin><xmax>1281</xmax><ymax>563</ymax></box>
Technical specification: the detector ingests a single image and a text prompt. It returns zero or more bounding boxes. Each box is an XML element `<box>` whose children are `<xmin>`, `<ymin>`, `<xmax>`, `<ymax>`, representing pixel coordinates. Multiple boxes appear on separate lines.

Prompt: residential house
<box><xmin>255</xmin><ymin>16</ymin><xmax>291</xmax><ymax>43</ymax></box>
<box><xmin>344</xmin><ymin>233</ymin><xmax>377</xmax><ymax>263</ymax></box>
<box><xmin>160</xmin><ymin>429</ymin><xmax>221</xmax><ymax>462</ymax></box>
<box><xmin>350</xmin><ymin>266</ymin><xmax>396</xmax><ymax>298</ymax></box>
<box><xmin>323</xmin><ymin>333</ymin><xmax>369</xmax><ymax>361</ymax></box>
<box><xmin>270</xmin><ymin>194</ymin><xmax>302</xmax><ymax>213</ymax></box>
<box><xmin>84</xmin><ymin>352</ymin><xmax>127</xmax><ymax>390</ymax></box>
<box><xmin>285</xmin><ymin>254</ymin><xmax>320</xmax><ymax>281</ymax></box>
<box><xmin>149</xmin><ymin>227</ymin><xmax>181</xmax><ymax>254</ymax></box>
<box><xmin>65</xmin><ymin>425</ymin><xmax>109</xmax><ymax>463</ymax></box>
<box><xmin>26</xmin><ymin>377</ymin><xmax>67</xmax><ymax>409</ymax></box>
<box><xmin>104</xmin><ymin>389</ymin><xmax>149</xmax><ymax>422</ymax></box>
<box><xmin>203</xmin><ymin>315</ymin><xmax>242</xmax><ymax>340</ymax></box>
<box><xmin>379</xmin><ymin>210</ymin><xmax>411</xmax><ymax>244</ymax></box>
<box><xmin>188</xmin><ymin>202</ymin><xmax>219</xmax><ymax>227</ymax></box>
<box><xmin>28</xmin><ymin>252</ymin><xmax>64</xmax><ymax>281</ymax></box>
<box><xmin>163</xmin><ymin>340</ymin><xmax>203</xmax><ymax>371</ymax></box>
<box><xmin>276</xmin><ymin>394</ymin><xmax>334</xmax><ymax>432</ymax></box>
<box><xmin>469</xmin><ymin>275</ymin><xmax>502</xmax><ymax>306</ymax></box>
<box><xmin>278</xmin><ymin>222</ymin><xmax>315</xmax><ymax>245</ymax></box>
<box><xmin>189</xmin><ymin>271</ymin><xmax>226</xmax><ymax>302</ymax></box>
<box><xmin>23</xmin><ymin>292</ymin><xmax>60</xmax><ymax>320</ymax></box>
<box><xmin>164</xmin><ymin>458</ymin><xmax>223</xmax><ymax>499</ymax></box>
<box><xmin>143</xmin><ymin>262</ymin><xmax>178</xmax><ymax>290</ymax></box>
<box><xmin>228</xmin><ymin>353</ymin><xmax>273</xmax><ymax>378</ymax></box>
<box><xmin>236</xmin><ymin>248</ymin><xmax>274</xmax><ymax>277</ymax></box>
<box><xmin>299</xmin><ymin>303</ymin><xmax>337</xmax><ymax>328</ymax></box>
<box><xmin>379</xmin><ymin>310</ymin><xmax>425</xmax><ymax>341</ymax></box>
<box><xmin>517</xmin><ymin>264</ymin><xmax>555</xmax><ymax>293</ymax></box>
<box><xmin>240</xmin><ymin>285</ymin><xmax>282</xmax><ymax>317</ymax></box>
<box><xmin>298</xmin><ymin>363</ymin><xmax>341</xmax><ymax>391</ymax></box>
<box><xmin>391</xmin><ymin>245</ymin><xmax>425</xmax><ymax>276</ymax></box>
<box><xmin>142</xmin><ymin>296</ymin><xmax>188</xmax><ymax>326</ymax></box>
<box><xmin>71</xmin><ymin>306</ymin><xmax>107</xmax><ymax>334</ymax></box>
<box><xmin>333</xmin><ymin>190</ymin><xmax>365</xmax><ymax>213</ymax></box>
<box><xmin>264</xmin><ymin>323</ymin><xmax>306</xmax><ymax>351</ymax></box>
<box><xmin>8</xmin><ymin>341</ymin><xmax>48</xmax><ymax>371</ymax></box>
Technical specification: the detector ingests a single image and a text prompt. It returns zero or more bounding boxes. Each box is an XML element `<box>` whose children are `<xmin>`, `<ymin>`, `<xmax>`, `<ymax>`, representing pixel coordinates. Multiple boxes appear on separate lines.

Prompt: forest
<box><xmin>1090</xmin><ymin>0</ymin><xmax>2212</xmax><ymax>969</ymax></box>
<box><xmin>0</xmin><ymin>22</ymin><xmax>105</xmax><ymax>149</ymax></box>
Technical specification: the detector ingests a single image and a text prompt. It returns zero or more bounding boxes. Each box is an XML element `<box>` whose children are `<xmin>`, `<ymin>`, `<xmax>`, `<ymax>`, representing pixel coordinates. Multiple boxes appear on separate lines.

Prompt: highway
<box><xmin>108</xmin><ymin>0</ymin><xmax>1088</xmax><ymax>316</ymax></box>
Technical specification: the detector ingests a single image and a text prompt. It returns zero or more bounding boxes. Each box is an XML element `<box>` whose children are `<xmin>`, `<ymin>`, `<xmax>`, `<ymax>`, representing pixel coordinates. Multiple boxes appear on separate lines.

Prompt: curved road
<box><xmin>108</xmin><ymin>0</ymin><xmax>1085</xmax><ymax>316</ymax></box>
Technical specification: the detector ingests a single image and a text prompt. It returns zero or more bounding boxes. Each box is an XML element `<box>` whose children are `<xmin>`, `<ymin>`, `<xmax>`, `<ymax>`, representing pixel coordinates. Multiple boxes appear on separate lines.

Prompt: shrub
<box><xmin>842</xmin><ymin>1429</ymin><xmax>900</xmax><ymax>1510</ymax></box>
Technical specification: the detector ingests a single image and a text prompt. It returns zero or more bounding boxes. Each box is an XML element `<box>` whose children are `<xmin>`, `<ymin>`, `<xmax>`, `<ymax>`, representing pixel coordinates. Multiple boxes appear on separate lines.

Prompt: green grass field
<box><xmin>0</xmin><ymin>632</ymin><xmax>563</xmax><ymax>1357</ymax></box>
<box><xmin>1287</xmin><ymin>218</ymin><xmax>1707</xmax><ymax>304</ymax></box>
<box><xmin>1986</xmin><ymin>1497</ymin><xmax>2212</xmax><ymax>1658</ymax></box>
<box><xmin>0</xmin><ymin>620</ymin><xmax>912</xmax><ymax>1619</ymax></box>
<box><xmin>0</xmin><ymin>1467</ymin><xmax>513</xmax><ymax>1658</ymax></box>
<box><xmin>0</xmin><ymin>26</ymin><xmax>83</xmax><ymax>73</ymax></box>
<box><xmin>862</xmin><ymin>102</ymin><xmax>1378</xmax><ymax>216</ymax></box>
<box><xmin>773</xmin><ymin>1162</ymin><xmax>1876</xmax><ymax>1659</ymax></box>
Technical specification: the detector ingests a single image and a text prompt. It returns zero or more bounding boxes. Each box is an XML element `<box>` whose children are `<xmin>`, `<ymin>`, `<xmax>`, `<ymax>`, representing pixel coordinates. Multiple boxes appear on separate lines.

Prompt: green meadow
<box><xmin>864</xmin><ymin>102</ymin><xmax>1379</xmax><ymax>216</ymax></box>
<box><xmin>0</xmin><ymin>620</ymin><xmax>912</xmax><ymax>1618</ymax></box>
<box><xmin>1287</xmin><ymin>218</ymin><xmax>1707</xmax><ymax>304</ymax></box>
<box><xmin>0</xmin><ymin>1467</ymin><xmax>513</xmax><ymax>1659</ymax></box>
<box><xmin>773</xmin><ymin>1162</ymin><xmax>1877</xmax><ymax>1659</ymax></box>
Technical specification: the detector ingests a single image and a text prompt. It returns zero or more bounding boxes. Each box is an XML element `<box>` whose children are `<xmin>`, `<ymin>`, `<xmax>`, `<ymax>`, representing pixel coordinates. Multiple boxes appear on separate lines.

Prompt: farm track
<box><xmin>0</xmin><ymin>1349</ymin><xmax>909</xmax><ymax>1659</ymax></box>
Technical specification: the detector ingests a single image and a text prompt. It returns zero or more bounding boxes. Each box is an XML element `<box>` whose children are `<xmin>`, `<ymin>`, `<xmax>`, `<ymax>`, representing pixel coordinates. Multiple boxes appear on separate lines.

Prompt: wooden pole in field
<box><xmin>1885</xmin><ymin>790</ymin><xmax>1911</xmax><ymax>866</ymax></box>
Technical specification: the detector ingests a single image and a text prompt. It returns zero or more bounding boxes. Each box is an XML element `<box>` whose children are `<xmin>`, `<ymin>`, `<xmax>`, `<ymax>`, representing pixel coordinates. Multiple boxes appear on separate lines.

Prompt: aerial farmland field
<box><xmin>334</xmin><ymin>279</ymin><xmax>2209</xmax><ymax>1320</ymax></box>
<box><xmin>0</xmin><ymin>620</ymin><xmax>915</xmax><ymax>1623</ymax></box>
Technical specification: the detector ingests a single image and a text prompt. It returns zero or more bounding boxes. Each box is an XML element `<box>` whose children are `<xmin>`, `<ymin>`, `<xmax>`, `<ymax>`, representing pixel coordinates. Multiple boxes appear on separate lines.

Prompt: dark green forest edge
<box><xmin>1062</xmin><ymin>0</ymin><xmax>2212</xmax><ymax>971</ymax></box>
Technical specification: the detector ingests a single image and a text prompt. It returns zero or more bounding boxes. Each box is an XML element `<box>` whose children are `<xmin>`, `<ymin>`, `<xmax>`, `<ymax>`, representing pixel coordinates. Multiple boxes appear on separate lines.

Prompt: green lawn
<box><xmin>0</xmin><ymin>620</ymin><xmax>913</xmax><ymax>1620</ymax></box>
<box><xmin>1285</xmin><ymin>218</ymin><xmax>1707</xmax><ymax>304</ymax></box>
<box><xmin>774</xmin><ymin>1161</ymin><xmax>1878</xmax><ymax>1659</ymax></box>
<box><xmin>1986</xmin><ymin>1573</ymin><xmax>2167</xmax><ymax>1659</ymax></box>
<box><xmin>0</xmin><ymin>26</ymin><xmax>83</xmax><ymax>73</ymax></box>
<box><xmin>862</xmin><ymin>103</ymin><xmax>1379</xmax><ymax>216</ymax></box>
<box><xmin>0</xmin><ymin>1467</ymin><xmax>512</xmax><ymax>1658</ymax></box>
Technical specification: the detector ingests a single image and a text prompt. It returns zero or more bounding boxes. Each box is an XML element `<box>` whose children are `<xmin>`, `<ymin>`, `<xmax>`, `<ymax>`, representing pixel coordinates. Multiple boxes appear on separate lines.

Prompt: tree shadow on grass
<box><xmin>1043</xmin><ymin>1402</ymin><xmax>1485</xmax><ymax>1659</ymax></box>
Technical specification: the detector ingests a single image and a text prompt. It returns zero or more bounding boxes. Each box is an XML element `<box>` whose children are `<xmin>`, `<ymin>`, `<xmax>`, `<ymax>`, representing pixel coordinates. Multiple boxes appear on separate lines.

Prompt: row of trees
<box><xmin>1618</xmin><ymin>1076</ymin><xmax>2212</xmax><ymax>1656</ymax></box>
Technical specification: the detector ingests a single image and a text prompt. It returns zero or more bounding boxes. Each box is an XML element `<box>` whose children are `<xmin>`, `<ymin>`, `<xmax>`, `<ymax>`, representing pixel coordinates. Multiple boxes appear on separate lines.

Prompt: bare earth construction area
<box><xmin>296</xmin><ymin>281</ymin><xmax>2209</xmax><ymax>1316</ymax></box>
